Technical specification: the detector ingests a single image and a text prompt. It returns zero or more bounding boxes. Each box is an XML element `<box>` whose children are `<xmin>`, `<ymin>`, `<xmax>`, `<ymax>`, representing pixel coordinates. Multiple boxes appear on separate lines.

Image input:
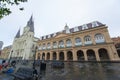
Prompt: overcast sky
<box><xmin>0</xmin><ymin>0</ymin><xmax>120</xmax><ymax>48</ymax></box>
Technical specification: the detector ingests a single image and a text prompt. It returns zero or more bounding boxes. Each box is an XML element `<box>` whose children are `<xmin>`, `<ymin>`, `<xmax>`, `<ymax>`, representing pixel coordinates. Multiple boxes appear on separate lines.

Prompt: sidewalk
<box><xmin>0</xmin><ymin>73</ymin><xmax>14</xmax><ymax>80</ymax></box>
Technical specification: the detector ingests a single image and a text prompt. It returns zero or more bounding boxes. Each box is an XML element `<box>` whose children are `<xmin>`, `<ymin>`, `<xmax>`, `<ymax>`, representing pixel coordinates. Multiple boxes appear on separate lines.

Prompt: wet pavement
<box><xmin>1</xmin><ymin>62</ymin><xmax>120</xmax><ymax>80</ymax></box>
<box><xmin>0</xmin><ymin>74</ymin><xmax>14</xmax><ymax>80</ymax></box>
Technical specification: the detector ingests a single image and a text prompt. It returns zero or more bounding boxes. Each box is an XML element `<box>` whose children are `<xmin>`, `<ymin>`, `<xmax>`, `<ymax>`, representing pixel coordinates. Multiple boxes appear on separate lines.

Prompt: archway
<box><xmin>77</xmin><ymin>50</ymin><xmax>84</xmax><ymax>60</ymax></box>
<box><xmin>98</xmin><ymin>48</ymin><xmax>109</xmax><ymax>60</ymax></box>
<box><xmin>67</xmin><ymin>51</ymin><xmax>73</xmax><ymax>61</ymax></box>
<box><xmin>117</xmin><ymin>49</ymin><xmax>120</xmax><ymax>57</ymax></box>
<box><xmin>59</xmin><ymin>52</ymin><xmax>64</xmax><ymax>61</ymax></box>
<box><xmin>53</xmin><ymin>52</ymin><xmax>57</xmax><ymax>60</ymax></box>
<box><xmin>47</xmin><ymin>53</ymin><xmax>50</xmax><ymax>60</ymax></box>
<box><xmin>87</xmin><ymin>49</ymin><xmax>96</xmax><ymax>60</ymax></box>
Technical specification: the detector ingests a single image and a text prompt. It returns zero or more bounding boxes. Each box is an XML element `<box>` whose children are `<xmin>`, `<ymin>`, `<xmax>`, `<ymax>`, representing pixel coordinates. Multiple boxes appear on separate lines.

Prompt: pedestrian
<box><xmin>33</xmin><ymin>67</ymin><xmax>38</xmax><ymax>80</ymax></box>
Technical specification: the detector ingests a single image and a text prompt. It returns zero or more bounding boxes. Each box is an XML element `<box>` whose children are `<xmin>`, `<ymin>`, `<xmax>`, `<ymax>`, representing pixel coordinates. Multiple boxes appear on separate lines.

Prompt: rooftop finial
<box><xmin>64</xmin><ymin>23</ymin><xmax>70</xmax><ymax>33</ymax></box>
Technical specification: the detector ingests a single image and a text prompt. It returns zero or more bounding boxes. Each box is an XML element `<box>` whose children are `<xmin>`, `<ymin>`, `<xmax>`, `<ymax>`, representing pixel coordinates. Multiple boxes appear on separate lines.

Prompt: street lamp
<box><xmin>33</xmin><ymin>46</ymin><xmax>38</xmax><ymax>69</ymax></box>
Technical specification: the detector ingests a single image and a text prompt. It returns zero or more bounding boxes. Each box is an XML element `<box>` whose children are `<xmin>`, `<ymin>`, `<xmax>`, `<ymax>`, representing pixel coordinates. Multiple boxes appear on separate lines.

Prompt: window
<box><xmin>59</xmin><ymin>40</ymin><xmax>64</xmax><ymax>48</ymax></box>
<box><xmin>47</xmin><ymin>43</ymin><xmax>51</xmax><ymax>49</ymax></box>
<box><xmin>75</xmin><ymin>38</ymin><xmax>82</xmax><ymax>46</ymax></box>
<box><xmin>84</xmin><ymin>35</ymin><xmax>91</xmax><ymax>42</ymax></box>
<box><xmin>95</xmin><ymin>33</ymin><xmax>105</xmax><ymax>43</ymax></box>
<box><xmin>53</xmin><ymin>42</ymin><xmax>57</xmax><ymax>48</ymax></box>
<box><xmin>84</xmin><ymin>35</ymin><xmax>92</xmax><ymax>45</ymax></box>
<box><xmin>75</xmin><ymin>38</ymin><xmax>81</xmax><ymax>43</ymax></box>
<box><xmin>43</xmin><ymin>43</ymin><xmax>46</xmax><ymax>50</ymax></box>
<box><xmin>82</xmin><ymin>24</ymin><xmax>88</xmax><ymax>30</ymax></box>
<box><xmin>66</xmin><ymin>39</ymin><xmax>72</xmax><ymax>47</ymax></box>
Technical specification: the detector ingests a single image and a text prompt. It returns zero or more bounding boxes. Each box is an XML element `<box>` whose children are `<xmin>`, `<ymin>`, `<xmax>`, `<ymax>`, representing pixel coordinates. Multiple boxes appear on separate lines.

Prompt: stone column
<box><xmin>91</xmin><ymin>34</ymin><xmax>96</xmax><ymax>45</ymax></box>
<box><xmin>40</xmin><ymin>53</ymin><xmax>42</xmax><ymax>60</ymax></box>
<box><xmin>71</xmin><ymin>38</ymin><xmax>75</xmax><ymax>47</ymax></box>
<box><xmin>50</xmin><ymin>52</ymin><xmax>53</xmax><ymax>60</ymax></box>
<box><xmin>44</xmin><ymin>52</ymin><xmax>47</xmax><ymax>60</ymax></box>
<box><xmin>81</xmin><ymin>36</ymin><xmax>85</xmax><ymax>46</ymax></box>
<box><xmin>108</xmin><ymin>45</ymin><xmax>120</xmax><ymax>61</ymax></box>
<box><xmin>64</xmin><ymin>40</ymin><xmax>66</xmax><ymax>48</ymax></box>
<box><xmin>83</xmin><ymin>49</ymin><xmax>88</xmax><ymax>61</ymax></box>
<box><xmin>64</xmin><ymin>51</ymin><xmax>67</xmax><ymax>61</ymax></box>
<box><xmin>56</xmin><ymin>51</ymin><xmax>59</xmax><ymax>60</ymax></box>
<box><xmin>73</xmin><ymin>49</ymin><xmax>77</xmax><ymax>61</ymax></box>
<box><xmin>94</xmin><ymin>49</ymin><xmax>100</xmax><ymax>61</ymax></box>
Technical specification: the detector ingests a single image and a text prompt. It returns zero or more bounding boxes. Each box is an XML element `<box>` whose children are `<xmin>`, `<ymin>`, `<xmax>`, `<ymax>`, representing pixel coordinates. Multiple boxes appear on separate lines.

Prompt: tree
<box><xmin>0</xmin><ymin>0</ymin><xmax>27</xmax><ymax>19</ymax></box>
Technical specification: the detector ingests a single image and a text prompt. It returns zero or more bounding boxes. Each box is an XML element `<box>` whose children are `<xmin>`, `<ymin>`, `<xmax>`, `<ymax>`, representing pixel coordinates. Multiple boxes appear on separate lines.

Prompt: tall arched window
<box><xmin>38</xmin><ymin>44</ymin><xmax>42</xmax><ymax>50</ymax></box>
<box><xmin>66</xmin><ymin>39</ymin><xmax>72</xmax><ymax>47</ymax></box>
<box><xmin>47</xmin><ymin>43</ymin><xmax>51</xmax><ymax>49</ymax></box>
<box><xmin>42</xmin><ymin>43</ymin><xmax>46</xmax><ymax>50</ymax></box>
<box><xmin>75</xmin><ymin>37</ymin><xmax>82</xmax><ymax>46</ymax></box>
<box><xmin>95</xmin><ymin>33</ymin><xmax>105</xmax><ymax>43</ymax></box>
<box><xmin>59</xmin><ymin>40</ymin><xmax>64</xmax><ymax>48</ymax></box>
<box><xmin>84</xmin><ymin>35</ymin><xmax>92</xmax><ymax>45</ymax></box>
<box><xmin>53</xmin><ymin>42</ymin><xmax>57</xmax><ymax>48</ymax></box>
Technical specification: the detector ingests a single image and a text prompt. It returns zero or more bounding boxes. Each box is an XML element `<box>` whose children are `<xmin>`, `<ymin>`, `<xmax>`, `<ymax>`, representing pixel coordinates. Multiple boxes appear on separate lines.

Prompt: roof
<box><xmin>39</xmin><ymin>21</ymin><xmax>105</xmax><ymax>40</ymax></box>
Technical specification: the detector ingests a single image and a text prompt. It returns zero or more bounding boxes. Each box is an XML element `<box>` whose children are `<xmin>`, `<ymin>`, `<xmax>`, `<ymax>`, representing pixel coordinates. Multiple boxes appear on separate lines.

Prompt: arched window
<box><xmin>47</xmin><ymin>43</ymin><xmax>51</xmax><ymax>49</ymax></box>
<box><xmin>95</xmin><ymin>33</ymin><xmax>105</xmax><ymax>43</ymax></box>
<box><xmin>66</xmin><ymin>39</ymin><xmax>72</xmax><ymax>47</ymax></box>
<box><xmin>59</xmin><ymin>40</ymin><xmax>64</xmax><ymax>48</ymax></box>
<box><xmin>84</xmin><ymin>35</ymin><xmax>92</xmax><ymax>45</ymax></box>
<box><xmin>53</xmin><ymin>42</ymin><xmax>57</xmax><ymax>48</ymax></box>
<box><xmin>43</xmin><ymin>43</ymin><xmax>46</xmax><ymax>50</ymax></box>
<box><xmin>75</xmin><ymin>37</ymin><xmax>82</xmax><ymax>46</ymax></box>
<box><xmin>38</xmin><ymin>44</ymin><xmax>42</xmax><ymax>50</ymax></box>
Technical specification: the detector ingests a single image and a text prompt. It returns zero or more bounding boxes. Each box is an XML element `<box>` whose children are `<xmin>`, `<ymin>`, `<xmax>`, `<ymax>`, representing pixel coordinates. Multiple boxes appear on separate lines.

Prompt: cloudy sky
<box><xmin>0</xmin><ymin>0</ymin><xmax>120</xmax><ymax>48</ymax></box>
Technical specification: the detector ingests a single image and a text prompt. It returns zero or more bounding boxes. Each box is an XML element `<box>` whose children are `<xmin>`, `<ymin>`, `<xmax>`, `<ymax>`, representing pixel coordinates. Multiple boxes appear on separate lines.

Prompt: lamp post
<box><xmin>33</xmin><ymin>46</ymin><xmax>38</xmax><ymax>69</ymax></box>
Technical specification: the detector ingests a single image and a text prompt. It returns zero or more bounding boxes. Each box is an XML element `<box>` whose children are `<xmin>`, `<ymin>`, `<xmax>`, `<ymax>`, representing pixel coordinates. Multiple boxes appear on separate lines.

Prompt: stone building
<box><xmin>112</xmin><ymin>37</ymin><xmax>120</xmax><ymax>57</ymax></box>
<box><xmin>36</xmin><ymin>21</ymin><xmax>120</xmax><ymax>61</ymax></box>
<box><xmin>0</xmin><ymin>45</ymin><xmax>12</xmax><ymax>59</ymax></box>
<box><xmin>9</xmin><ymin>16</ymin><xmax>39</xmax><ymax>60</ymax></box>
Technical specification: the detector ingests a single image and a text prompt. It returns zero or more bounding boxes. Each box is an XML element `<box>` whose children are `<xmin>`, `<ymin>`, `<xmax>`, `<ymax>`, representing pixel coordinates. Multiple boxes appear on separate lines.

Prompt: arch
<box><xmin>53</xmin><ymin>52</ymin><xmax>57</xmax><ymax>60</ymax></box>
<box><xmin>67</xmin><ymin>51</ymin><xmax>73</xmax><ymax>61</ymax></box>
<box><xmin>66</xmin><ymin>39</ymin><xmax>72</xmax><ymax>47</ymax></box>
<box><xmin>98</xmin><ymin>48</ymin><xmax>109</xmax><ymax>60</ymax></box>
<box><xmin>59</xmin><ymin>52</ymin><xmax>64</xmax><ymax>60</ymax></box>
<box><xmin>47</xmin><ymin>52</ymin><xmax>50</xmax><ymax>60</ymax></box>
<box><xmin>77</xmin><ymin>50</ymin><xmax>84</xmax><ymax>60</ymax></box>
<box><xmin>87</xmin><ymin>49</ymin><xmax>96</xmax><ymax>60</ymax></box>
<box><xmin>117</xmin><ymin>50</ymin><xmax>120</xmax><ymax>57</ymax></box>
<box><xmin>95</xmin><ymin>33</ymin><xmax>105</xmax><ymax>43</ymax></box>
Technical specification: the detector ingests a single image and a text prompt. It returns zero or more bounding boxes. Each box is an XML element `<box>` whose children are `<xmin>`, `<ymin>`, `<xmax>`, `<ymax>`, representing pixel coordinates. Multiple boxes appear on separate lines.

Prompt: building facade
<box><xmin>112</xmin><ymin>37</ymin><xmax>120</xmax><ymax>57</ymax></box>
<box><xmin>36</xmin><ymin>21</ymin><xmax>120</xmax><ymax>61</ymax></box>
<box><xmin>9</xmin><ymin>16</ymin><xmax>38</xmax><ymax>60</ymax></box>
<box><xmin>0</xmin><ymin>45</ymin><xmax>12</xmax><ymax>59</ymax></box>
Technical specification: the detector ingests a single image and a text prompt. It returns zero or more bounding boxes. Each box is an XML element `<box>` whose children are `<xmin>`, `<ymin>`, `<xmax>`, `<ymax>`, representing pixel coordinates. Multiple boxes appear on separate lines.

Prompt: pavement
<box><xmin>0</xmin><ymin>73</ymin><xmax>14</xmax><ymax>80</ymax></box>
